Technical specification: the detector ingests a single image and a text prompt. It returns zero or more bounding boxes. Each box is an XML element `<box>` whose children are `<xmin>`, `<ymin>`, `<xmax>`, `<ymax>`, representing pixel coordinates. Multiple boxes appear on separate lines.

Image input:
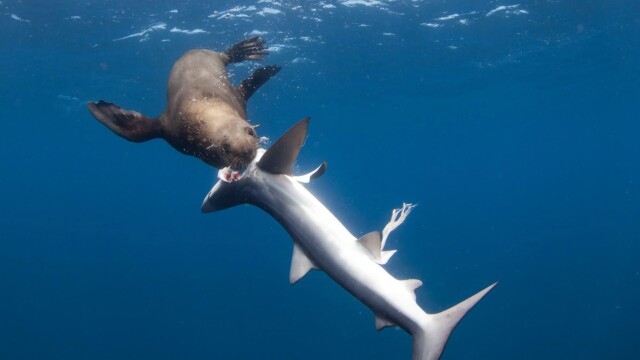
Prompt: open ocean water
<box><xmin>1</xmin><ymin>1</ymin><xmax>639</xmax><ymax>359</ymax></box>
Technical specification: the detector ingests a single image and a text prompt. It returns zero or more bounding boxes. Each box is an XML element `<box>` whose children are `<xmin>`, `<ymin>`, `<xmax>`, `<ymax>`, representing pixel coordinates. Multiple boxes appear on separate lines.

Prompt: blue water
<box><xmin>1</xmin><ymin>1</ymin><xmax>639</xmax><ymax>359</ymax></box>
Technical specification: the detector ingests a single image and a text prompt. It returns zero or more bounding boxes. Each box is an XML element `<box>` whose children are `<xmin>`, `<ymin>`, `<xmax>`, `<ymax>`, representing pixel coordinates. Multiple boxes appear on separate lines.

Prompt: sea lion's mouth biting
<box><xmin>230</xmin><ymin>156</ymin><xmax>242</xmax><ymax>170</ymax></box>
<box><xmin>229</xmin><ymin>155</ymin><xmax>251</xmax><ymax>171</ymax></box>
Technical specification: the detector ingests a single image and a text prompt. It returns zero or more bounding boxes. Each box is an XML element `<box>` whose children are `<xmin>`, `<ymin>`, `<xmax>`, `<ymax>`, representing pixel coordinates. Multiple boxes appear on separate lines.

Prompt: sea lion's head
<box><xmin>163</xmin><ymin>100</ymin><xmax>260</xmax><ymax>170</ymax></box>
<box><xmin>188</xmin><ymin>111</ymin><xmax>259</xmax><ymax>170</ymax></box>
<box><xmin>211</xmin><ymin>120</ymin><xmax>259</xmax><ymax>170</ymax></box>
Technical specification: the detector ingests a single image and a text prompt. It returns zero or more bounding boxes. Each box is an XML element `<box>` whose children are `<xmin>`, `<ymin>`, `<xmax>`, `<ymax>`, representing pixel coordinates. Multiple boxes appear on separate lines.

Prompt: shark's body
<box><xmin>202</xmin><ymin>119</ymin><xmax>496</xmax><ymax>360</ymax></box>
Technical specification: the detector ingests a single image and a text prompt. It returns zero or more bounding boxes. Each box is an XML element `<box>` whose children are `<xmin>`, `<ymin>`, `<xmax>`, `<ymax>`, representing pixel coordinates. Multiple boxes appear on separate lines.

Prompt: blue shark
<box><xmin>202</xmin><ymin>119</ymin><xmax>496</xmax><ymax>360</ymax></box>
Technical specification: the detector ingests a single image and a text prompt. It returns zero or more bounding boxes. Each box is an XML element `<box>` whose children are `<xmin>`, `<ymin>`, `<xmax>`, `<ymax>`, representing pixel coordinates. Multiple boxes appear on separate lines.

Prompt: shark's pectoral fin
<box><xmin>375</xmin><ymin>314</ymin><xmax>396</xmax><ymax>331</ymax></box>
<box><xmin>258</xmin><ymin>118</ymin><xmax>309</xmax><ymax>176</ymax></box>
<box><xmin>401</xmin><ymin>279</ymin><xmax>423</xmax><ymax>301</ymax></box>
<box><xmin>292</xmin><ymin>161</ymin><xmax>327</xmax><ymax>183</ymax></box>
<box><xmin>357</xmin><ymin>231</ymin><xmax>396</xmax><ymax>265</ymax></box>
<box><xmin>290</xmin><ymin>243</ymin><xmax>317</xmax><ymax>285</ymax></box>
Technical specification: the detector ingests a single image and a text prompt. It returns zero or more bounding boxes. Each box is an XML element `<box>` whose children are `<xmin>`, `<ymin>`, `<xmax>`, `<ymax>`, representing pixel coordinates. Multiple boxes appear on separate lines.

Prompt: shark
<box><xmin>201</xmin><ymin>119</ymin><xmax>497</xmax><ymax>360</ymax></box>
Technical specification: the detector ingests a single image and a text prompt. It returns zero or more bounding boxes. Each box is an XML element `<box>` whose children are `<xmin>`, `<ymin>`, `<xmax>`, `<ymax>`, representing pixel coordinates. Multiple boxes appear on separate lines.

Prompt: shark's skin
<box><xmin>202</xmin><ymin>119</ymin><xmax>496</xmax><ymax>360</ymax></box>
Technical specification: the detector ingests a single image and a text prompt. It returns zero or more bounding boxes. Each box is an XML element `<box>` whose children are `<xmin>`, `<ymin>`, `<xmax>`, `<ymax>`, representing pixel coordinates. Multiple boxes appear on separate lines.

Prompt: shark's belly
<box><xmin>272</xmin><ymin>179</ymin><xmax>426</xmax><ymax>333</ymax></box>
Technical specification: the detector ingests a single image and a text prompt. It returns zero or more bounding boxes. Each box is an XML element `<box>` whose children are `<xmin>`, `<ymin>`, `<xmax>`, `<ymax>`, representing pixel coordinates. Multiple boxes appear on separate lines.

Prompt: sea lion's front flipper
<box><xmin>238</xmin><ymin>65</ymin><xmax>282</xmax><ymax>102</ymax></box>
<box><xmin>223</xmin><ymin>36</ymin><xmax>269</xmax><ymax>65</ymax></box>
<box><xmin>87</xmin><ymin>100</ymin><xmax>162</xmax><ymax>143</ymax></box>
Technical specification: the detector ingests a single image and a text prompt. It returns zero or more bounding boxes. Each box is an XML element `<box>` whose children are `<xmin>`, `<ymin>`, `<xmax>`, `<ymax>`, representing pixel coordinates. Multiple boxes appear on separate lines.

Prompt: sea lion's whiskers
<box><xmin>230</xmin><ymin>156</ymin><xmax>241</xmax><ymax>170</ymax></box>
<box><xmin>206</xmin><ymin>138</ymin><xmax>220</xmax><ymax>150</ymax></box>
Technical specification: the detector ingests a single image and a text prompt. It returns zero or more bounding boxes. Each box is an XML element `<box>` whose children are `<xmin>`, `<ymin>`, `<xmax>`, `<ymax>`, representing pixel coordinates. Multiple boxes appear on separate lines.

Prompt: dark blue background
<box><xmin>1</xmin><ymin>1</ymin><xmax>639</xmax><ymax>359</ymax></box>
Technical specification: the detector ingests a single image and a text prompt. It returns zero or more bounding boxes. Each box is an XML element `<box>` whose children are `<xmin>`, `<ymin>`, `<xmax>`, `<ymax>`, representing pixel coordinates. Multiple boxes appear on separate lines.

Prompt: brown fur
<box><xmin>160</xmin><ymin>49</ymin><xmax>257</xmax><ymax>168</ymax></box>
<box><xmin>88</xmin><ymin>37</ymin><xmax>279</xmax><ymax>169</ymax></box>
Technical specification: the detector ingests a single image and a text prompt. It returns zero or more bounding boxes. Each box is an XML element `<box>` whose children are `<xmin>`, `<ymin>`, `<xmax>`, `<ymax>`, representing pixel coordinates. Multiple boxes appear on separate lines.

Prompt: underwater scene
<box><xmin>1</xmin><ymin>0</ymin><xmax>639</xmax><ymax>359</ymax></box>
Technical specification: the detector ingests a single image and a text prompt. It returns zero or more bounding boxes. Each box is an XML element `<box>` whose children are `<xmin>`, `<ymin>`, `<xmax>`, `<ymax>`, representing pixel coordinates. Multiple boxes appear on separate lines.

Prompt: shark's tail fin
<box><xmin>412</xmin><ymin>282</ymin><xmax>497</xmax><ymax>360</ymax></box>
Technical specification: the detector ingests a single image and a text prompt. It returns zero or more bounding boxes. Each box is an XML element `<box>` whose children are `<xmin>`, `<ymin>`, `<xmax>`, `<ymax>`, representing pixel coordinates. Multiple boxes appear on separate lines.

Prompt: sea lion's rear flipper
<box><xmin>87</xmin><ymin>100</ymin><xmax>162</xmax><ymax>143</ymax></box>
<box><xmin>223</xmin><ymin>36</ymin><xmax>269</xmax><ymax>65</ymax></box>
<box><xmin>238</xmin><ymin>65</ymin><xmax>282</xmax><ymax>102</ymax></box>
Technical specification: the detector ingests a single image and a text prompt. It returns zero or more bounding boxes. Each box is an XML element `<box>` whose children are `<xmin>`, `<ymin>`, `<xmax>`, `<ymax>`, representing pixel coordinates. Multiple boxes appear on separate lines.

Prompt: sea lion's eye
<box><xmin>246</xmin><ymin>127</ymin><xmax>257</xmax><ymax>137</ymax></box>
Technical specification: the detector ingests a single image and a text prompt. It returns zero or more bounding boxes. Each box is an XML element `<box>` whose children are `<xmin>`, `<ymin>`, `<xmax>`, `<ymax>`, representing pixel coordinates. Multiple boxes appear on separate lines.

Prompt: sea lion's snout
<box><xmin>242</xmin><ymin>147</ymin><xmax>254</xmax><ymax>157</ymax></box>
<box><xmin>239</xmin><ymin>126</ymin><xmax>258</xmax><ymax>163</ymax></box>
<box><xmin>232</xmin><ymin>142</ymin><xmax>257</xmax><ymax>169</ymax></box>
<box><xmin>242</xmin><ymin>146</ymin><xmax>257</xmax><ymax>163</ymax></box>
<box><xmin>218</xmin><ymin>124</ymin><xmax>258</xmax><ymax>170</ymax></box>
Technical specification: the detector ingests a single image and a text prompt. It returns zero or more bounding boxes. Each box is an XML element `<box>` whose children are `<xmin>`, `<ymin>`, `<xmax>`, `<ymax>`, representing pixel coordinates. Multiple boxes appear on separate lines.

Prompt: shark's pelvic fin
<box><xmin>375</xmin><ymin>314</ymin><xmax>396</xmax><ymax>331</ymax></box>
<box><xmin>357</xmin><ymin>231</ymin><xmax>382</xmax><ymax>258</ymax></box>
<box><xmin>357</xmin><ymin>231</ymin><xmax>396</xmax><ymax>265</ymax></box>
<box><xmin>290</xmin><ymin>243</ymin><xmax>317</xmax><ymax>285</ymax></box>
<box><xmin>380</xmin><ymin>250</ymin><xmax>397</xmax><ymax>264</ymax></box>
<box><xmin>292</xmin><ymin>161</ymin><xmax>328</xmax><ymax>183</ymax></box>
<box><xmin>258</xmin><ymin>118</ymin><xmax>310</xmax><ymax>176</ymax></box>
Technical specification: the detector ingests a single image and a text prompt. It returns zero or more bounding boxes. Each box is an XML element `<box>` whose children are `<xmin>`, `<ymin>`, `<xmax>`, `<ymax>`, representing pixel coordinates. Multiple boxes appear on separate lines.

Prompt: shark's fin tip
<box><xmin>375</xmin><ymin>314</ymin><xmax>396</xmax><ymax>331</ymax></box>
<box><xmin>290</xmin><ymin>243</ymin><xmax>317</xmax><ymax>284</ymax></box>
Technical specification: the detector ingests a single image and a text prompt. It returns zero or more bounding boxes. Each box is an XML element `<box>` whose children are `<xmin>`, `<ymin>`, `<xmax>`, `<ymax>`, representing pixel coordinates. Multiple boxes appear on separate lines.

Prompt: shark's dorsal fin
<box><xmin>375</xmin><ymin>314</ymin><xmax>396</xmax><ymax>331</ymax></box>
<box><xmin>258</xmin><ymin>118</ymin><xmax>310</xmax><ymax>175</ymax></box>
<box><xmin>401</xmin><ymin>279</ymin><xmax>423</xmax><ymax>301</ymax></box>
<box><xmin>293</xmin><ymin>161</ymin><xmax>328</xmax><ymax>183</ymax></box>
<box><xmin>290</xmin><ymin>243</ymin><xmax>317</xmax><ymax>285</ymax></box>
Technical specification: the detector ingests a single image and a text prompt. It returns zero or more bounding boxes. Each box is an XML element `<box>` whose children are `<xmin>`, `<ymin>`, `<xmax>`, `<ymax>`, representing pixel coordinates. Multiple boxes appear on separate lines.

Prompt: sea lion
<box><xmin>87</xmin><ymin>37</ymin><xmax>280</xmax><ymax>169</ymax></box>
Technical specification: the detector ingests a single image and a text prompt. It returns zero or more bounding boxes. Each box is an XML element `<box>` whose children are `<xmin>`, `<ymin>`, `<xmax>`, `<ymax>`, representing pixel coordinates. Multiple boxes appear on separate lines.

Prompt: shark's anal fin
<box><xmin>375</xmin><ymin>314</ymin><xmax>396</xmax><ymax>331</ymax></box>
<box><xmin>290</xmin><ymin>243</ymin><xmax>317</xmax><ymax>285</ymax></box>
<box><xmin>373</xmin><ymin>280</ymin><xmax>422</xmax><ymax>331</ymax></box>
<box><xmin>357</xmin><ymin>231</ymin><xmax>396</xmax><ymax>265</ymax></box>
<box><xmin>258</xmin><ymin>118</ymin><xmax>309</xmax><ymax>176</ymax></box>
<box><xmin>292</xmin><ymin>161</ymin><xmax>327</xmax><ymax>183</ymax></box>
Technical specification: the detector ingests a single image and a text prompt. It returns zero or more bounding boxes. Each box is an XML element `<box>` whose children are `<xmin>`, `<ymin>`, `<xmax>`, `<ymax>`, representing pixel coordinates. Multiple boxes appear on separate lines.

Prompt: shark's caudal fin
<box><xmin>412</xmin><ymin>282</ymin><xmax>497</xmax><ymax>360</ymax></box>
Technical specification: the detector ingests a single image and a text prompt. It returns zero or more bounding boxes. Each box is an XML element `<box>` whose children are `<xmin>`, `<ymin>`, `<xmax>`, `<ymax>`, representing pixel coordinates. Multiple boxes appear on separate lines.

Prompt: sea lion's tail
<box><xmin>87</xmin><ymin>100</ymin><xmax>162</xmax><ymax>143</ymax></box>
